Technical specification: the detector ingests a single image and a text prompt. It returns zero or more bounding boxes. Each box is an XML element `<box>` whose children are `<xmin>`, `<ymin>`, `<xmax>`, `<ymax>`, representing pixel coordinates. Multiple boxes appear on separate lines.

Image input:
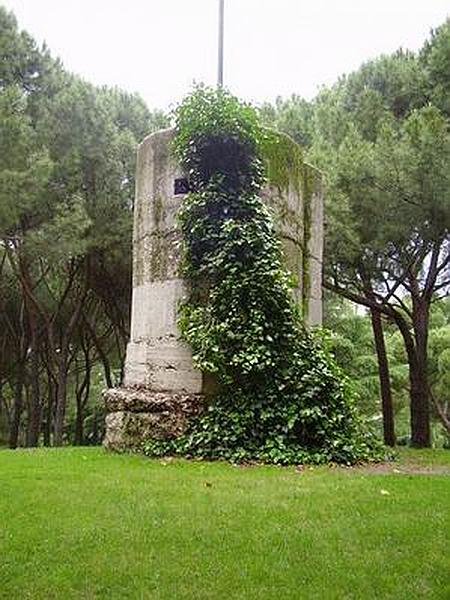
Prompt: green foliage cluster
<box><xmin>144</xmin><ymin>86</ymin><xmax>380</xmax><ymax>464</ymax></box>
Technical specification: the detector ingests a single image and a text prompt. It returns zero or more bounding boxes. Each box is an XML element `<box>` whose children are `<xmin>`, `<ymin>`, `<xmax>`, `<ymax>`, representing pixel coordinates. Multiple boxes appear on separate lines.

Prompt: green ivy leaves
<box><xmin>144</xmin><ymin>86</ymin><xmax>382</xmax><ymax>465</ymax></box>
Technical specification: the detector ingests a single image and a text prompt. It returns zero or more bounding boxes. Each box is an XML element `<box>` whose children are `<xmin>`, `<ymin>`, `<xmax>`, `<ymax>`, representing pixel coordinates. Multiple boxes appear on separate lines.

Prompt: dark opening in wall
<box><xmin>174</xmin><ymin>178</ymin><xmax>190</xmax><ymax>195</ymax></box>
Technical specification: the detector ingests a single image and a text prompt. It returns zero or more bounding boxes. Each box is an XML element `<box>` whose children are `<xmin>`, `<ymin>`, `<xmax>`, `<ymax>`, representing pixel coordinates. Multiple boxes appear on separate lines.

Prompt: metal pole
<box><xmin>218</xmin><ymin>0</ymin><xmax>224</xmax><ymax>86</ymax></box>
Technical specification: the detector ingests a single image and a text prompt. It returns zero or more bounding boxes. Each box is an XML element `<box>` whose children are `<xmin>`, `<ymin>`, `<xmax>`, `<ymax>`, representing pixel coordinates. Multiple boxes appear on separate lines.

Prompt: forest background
<box><xmin>0</xmin><ymin>7</ymin><xmax>449</xmax><ymax>450</ymax></box>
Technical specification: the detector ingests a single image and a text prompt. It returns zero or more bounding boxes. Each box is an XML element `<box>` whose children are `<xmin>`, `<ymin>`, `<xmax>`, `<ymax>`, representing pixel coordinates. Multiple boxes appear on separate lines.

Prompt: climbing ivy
<box><xmin>144</xmin><ymin>85</ymin><xmax>381</xmax><ymax>464</ymax></box>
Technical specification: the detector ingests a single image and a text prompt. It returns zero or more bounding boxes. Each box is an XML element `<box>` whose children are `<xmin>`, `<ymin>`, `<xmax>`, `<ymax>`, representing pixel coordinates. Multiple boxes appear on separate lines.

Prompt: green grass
<box><xmin>0</xmin><ymin>448</ymin><xmax>449</xmax><ymax>599</ymax></box>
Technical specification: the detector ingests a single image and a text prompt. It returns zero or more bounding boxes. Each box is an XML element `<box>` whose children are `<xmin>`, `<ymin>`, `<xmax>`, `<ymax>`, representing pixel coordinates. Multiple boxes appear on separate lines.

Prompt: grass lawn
<box><xmin>0</xmin><ymin>448</ymin><xmax>449</xmax><ymax>599</ymax></box>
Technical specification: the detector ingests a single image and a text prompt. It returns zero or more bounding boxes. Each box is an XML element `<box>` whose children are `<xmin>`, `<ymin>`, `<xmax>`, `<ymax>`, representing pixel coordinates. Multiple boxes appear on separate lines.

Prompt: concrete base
<box><xmin>103</xmin><ymin>387</ymin><xmax>205</xmax><ymax>451</ymax></box>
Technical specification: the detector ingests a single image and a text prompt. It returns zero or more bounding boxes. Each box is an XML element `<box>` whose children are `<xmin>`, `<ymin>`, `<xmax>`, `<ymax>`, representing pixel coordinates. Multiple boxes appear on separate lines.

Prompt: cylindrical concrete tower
<box><xmin>104</xmin><ymin>128</ymin><xmax>323</xmax><ymax>450</ymax></box>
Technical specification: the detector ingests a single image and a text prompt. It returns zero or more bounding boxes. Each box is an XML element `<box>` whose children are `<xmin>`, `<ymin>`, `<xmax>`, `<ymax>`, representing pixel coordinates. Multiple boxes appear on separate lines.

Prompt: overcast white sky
<box><xmin>2</xmin><ymin>0</ymin><xmax>449</xmax><ymax>112</ymax></box>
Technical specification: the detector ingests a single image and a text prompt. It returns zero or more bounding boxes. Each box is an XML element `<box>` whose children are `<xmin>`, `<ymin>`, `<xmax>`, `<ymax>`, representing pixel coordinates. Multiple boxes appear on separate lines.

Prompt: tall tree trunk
<box><xmin>26</xmin><ymin>340</ymin><xmax>41</xmax><ymax>447</ymax></box>
<box><xmin>394</xmin><ymin>311</ymin><xmax>431</xmax><ymax>448</ymax></box>
<box><xmin>74</xmin><ymin>346</ymin><xmax>91</xmax><ymax>446</ymax></box>
<box><xmin>43</xmin><ymin>361</ymin><xmax>55</xmax><ymax>446</ymax></box>
<box><xmin>74</xmin><ymin>408</ymin><xmax>83</xmax><ymax>445</ymax></box>
<box><xmin>8</xmin><ymin>298</ymin><xmax>28</xmax><ymax>449</ymax></box>
<box><xmin>52</xmin><ymin>260</ymin><xmax>90</xmax><ymax>447</ymax></box>
<box><xmin>369</xmin><ymin>308</ymin><xmax>396</xmax><ymax>446</ymax></box>
<box><xmin>410</xmin><ymin>299</ymin><xmax>431</xmax><ymax>447</ymax></box>
<box><xmin>54</xmin><ymin>349</ymin><xmax>68</xmax><ymax>447</ymax></box>
<box><xmin>84</xmin><ymin>317</ymin><xmax>113</xmax><ymax>389</ymax></box>
<box><xmin>0</xmin><ymin>382</ymin><xmax>11</xmax><ymax>440</ymax></box>
<box><xmin>74</xmin><ymin>369</ymin><xmax>84</xmax><ymax>446</ymax></box>
<box><xmin>9</xmin><ymin>376</ymin><xmax>24</xmax><ymax>449</ymax></box>
<box><xmin>43</xmin><ymin>399</ymin><xmax>52</xmax><ymax>446</ymax></box>
<box><xmin>409</xmin><ymin>358</ymin><xmax>430</xmax><ymax>447</ymax></box>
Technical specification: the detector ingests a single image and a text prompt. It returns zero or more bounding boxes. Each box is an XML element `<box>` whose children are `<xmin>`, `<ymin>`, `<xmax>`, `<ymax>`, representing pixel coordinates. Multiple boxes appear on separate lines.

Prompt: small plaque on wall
<box><xmin>174</xmin><ymin>178</ymin><xmax>190</xmax><ymax>195</ymax></box>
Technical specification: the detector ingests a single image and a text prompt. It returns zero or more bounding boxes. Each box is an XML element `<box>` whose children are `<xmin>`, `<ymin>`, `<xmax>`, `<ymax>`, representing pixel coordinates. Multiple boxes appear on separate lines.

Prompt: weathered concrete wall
<box><xmin>261</xmin><ymin>179</ymin><xmax>305</xmax><ymax>305</ymax></box>
<box><xmin>103</xmin><ymin>128</ymin><xmax>324</xmax><ymax>450</ymax></box>
<box><xmin>260</xmin><ymin>129</ymin><xmax>323</xmax><ymax>324</ymax></box>
<box><xmin>306</xmin><ymin>170</ymin><xmax>324</xmax><ymax>325</ymax></box>
<box><xmin>124</xmin><ymin>129</ymin><xmax>202</xmax><ymax>394</ymax></box>
<box><xmin>126</xmin><ymin>128</ymin><xmax>323</xmax><ymax>390</ymax></box>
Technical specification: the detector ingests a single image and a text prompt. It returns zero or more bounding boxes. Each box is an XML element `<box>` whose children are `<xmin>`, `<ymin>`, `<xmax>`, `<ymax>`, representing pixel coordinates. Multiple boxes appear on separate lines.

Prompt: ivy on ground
<box><xmin>144</xmin><ymin>85</ymin><xmax>382</xmax><ymax>464</ymax></box>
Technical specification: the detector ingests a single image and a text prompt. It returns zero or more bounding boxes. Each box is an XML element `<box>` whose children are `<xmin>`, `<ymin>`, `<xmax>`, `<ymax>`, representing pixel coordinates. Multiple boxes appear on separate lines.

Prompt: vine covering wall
<box><xmin>144</xmin><ymin>86</ymin><xmax>380</xmax><ymax>464</ymax></box>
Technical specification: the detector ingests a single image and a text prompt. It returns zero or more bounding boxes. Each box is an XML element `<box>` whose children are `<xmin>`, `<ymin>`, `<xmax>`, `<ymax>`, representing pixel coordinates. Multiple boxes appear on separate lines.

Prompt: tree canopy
<box><xmin>0</xmin><ymin>7</ymin><xmax>168</xmax><ymax>447</ymax></box>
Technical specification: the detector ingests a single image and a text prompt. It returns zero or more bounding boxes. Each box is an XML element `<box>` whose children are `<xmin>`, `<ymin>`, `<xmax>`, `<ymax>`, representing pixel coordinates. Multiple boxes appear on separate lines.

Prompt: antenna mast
<box><xmin>218</xmin><ymin>0</ymin><xmax>224</xmax><ymax>86</ymax></box>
